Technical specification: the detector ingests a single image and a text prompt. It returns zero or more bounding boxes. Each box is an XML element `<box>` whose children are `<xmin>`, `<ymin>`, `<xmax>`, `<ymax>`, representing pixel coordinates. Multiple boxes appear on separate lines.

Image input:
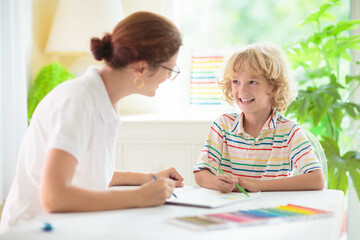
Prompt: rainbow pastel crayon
<box><xmin>277</xmin><ymin>205</ymin><xmax>313</xmax><ymax>215</ymax></box>
<box><xmin>208</xmin><ymin>213</ymin><xmax>259</xmax><ymax>223</ymax></box>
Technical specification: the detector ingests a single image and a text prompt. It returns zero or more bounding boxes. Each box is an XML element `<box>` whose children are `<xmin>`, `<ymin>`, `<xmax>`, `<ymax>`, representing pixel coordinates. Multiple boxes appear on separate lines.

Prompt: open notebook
<box><xmin>166</xmin><ymin>186</ymin><xmax>261</xmax><ymax>208</ymax></box>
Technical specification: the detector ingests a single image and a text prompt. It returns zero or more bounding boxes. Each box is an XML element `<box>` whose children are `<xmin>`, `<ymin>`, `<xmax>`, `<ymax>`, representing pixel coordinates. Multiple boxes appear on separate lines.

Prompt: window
<box><xmin>117</xmin><ymin>0</ymin><xmax>350</xmax><ymax>116</ymax></box>
<box><xmin>168</xmin><ymin>0</ymin><xmax>350</xmax><ymax>114</ymax></box>
<box><xmin>0</xmin><ymin>0</ymin><xmax>32</xmax><ymax>201</ymax></box>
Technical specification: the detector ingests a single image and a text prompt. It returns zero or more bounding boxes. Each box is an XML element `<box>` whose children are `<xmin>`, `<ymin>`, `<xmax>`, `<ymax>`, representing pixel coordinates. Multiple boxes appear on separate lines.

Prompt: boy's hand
<box><xmin>236</xmin><ymin>177</ymin><xmax>261</xmax><ymax>192</ymax></box>
<box><xmin>215</xmin><ymin>174</ymin><xmax>236</xmax><ymax>193</ymax></box>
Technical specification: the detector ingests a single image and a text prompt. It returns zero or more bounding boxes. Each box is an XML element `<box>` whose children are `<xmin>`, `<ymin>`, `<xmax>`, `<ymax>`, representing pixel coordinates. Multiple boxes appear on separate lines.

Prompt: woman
<box><xmin>0</xmin><ymin>11</ymin><xmax>184</xmax><ymax>232</ymax></box>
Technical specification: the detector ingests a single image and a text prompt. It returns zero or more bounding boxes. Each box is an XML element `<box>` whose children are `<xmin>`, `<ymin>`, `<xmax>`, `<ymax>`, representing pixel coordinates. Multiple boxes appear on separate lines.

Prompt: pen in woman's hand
<box><xmin>151</xmin><ymin>174</ymin><xmax>178</xmax><ymax>198</ymax></box>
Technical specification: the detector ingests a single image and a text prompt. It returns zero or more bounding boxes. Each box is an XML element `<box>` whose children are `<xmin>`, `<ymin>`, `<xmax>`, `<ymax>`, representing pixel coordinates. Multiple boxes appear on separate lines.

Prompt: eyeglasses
<box><xmin>161</xmin><ymin>65</ymin><xmax>180</xmax><ymax>81</ymax></box>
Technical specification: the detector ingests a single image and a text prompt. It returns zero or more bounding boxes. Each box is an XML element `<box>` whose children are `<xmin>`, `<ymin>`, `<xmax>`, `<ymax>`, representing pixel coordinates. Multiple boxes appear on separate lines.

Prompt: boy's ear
<box><xmin>269</xmin><ymin>84</ymin><xmax>276</xmax><ymax>95</ymax></box>
<box><xmin>272</xmin><ymin>86</ymin><xmax>276</xmax><ymax>94</ymax></box>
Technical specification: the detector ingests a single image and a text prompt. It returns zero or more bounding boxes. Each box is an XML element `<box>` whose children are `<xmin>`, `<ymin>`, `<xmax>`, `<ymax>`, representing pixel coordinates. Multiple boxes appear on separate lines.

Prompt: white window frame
<box><xmin>0</xmin><ymin>0</ymin><xmax>32</xmax><ymax>202</ymax></box>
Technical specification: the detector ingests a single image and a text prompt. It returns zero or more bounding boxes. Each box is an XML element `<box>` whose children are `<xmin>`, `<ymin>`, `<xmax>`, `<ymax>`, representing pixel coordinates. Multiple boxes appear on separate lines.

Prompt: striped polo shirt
<box><xmin>193</xmin><ymin>111</ymin><xmax>322</xmax><ymax>179</ymax></box>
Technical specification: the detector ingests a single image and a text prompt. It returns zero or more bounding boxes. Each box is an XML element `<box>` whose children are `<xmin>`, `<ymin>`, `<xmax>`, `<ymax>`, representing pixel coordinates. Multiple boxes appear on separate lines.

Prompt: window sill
<box><xmin>119</xmin><ymin>111</ymin><xmax>226</xmax><ymax>123</ymax></box>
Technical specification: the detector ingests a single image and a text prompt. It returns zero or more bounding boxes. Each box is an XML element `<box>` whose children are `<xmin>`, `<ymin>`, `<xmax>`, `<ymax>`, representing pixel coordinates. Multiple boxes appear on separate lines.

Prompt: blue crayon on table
<box><xmin>258</xmin><ymin>208</ymin><xmax>287</xmax><ymax>217</ymax></box>
<box><xmin>246</xmin><ymin>209</ymin><xmax>281</xmax><ymax>218</ymax></box>
<box><xmin>42</xmin><ymin>222</ymin><xmax>54</xmax><ymax>232</ymax></box>
<box><xmin>151</xmin><ymin>174</ymin><xmax>178</xmax><ymax>198</ymax></box>
<box><xmin>265</xmin><ymin>207</ymin><xmax>299</xmax><ymax>216</ymax></box>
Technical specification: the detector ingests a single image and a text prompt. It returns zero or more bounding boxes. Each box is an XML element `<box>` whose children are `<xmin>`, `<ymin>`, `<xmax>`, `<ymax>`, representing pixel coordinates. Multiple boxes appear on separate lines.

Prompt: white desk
<box><xmin>0</xmin><ymin>188</ymin><xmax>344</xmax><ymax>240</ymax></box>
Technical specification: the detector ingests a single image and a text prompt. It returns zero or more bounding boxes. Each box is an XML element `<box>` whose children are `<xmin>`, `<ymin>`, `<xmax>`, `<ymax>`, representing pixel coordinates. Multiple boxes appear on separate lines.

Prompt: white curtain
<box><xmin>0</xmin><ymin>0</ymin><xmax>32</xmax><ymax>201</ymax></box>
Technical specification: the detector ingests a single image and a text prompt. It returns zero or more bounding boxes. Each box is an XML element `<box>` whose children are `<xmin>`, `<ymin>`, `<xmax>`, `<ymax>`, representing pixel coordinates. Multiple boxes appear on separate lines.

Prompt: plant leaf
<box><xmin>340</xmin><ymin>51</ymin><xmax>352</xmax><ymax>61</ymax></box>
<box><xmin>343</xmin><ymin>102</ymin><xmax>360</xmax><ymax>119</ymax></box>
<box><xmin>299</xmin><ymin>4</ymin><xmax>337</xmax><ymax>27</ymax></box>
<box><xmin>318</xmin><ymin>83</ymin><xmax>342</xmax><ymax>100</ymax></box>
<box><xmin>342</xmin><ymin>151</ymin><xmax>360</xmax><ymax>200</ymax></box>
<box><xmin>328</xmin><ymin>106</ymin><xmax>343</xmax><ymax>127</ymax></box>
<box><xmin>345</xmin><ymin>75</ymin><xmax>360</xmax><ymax>84</ymax></box>
<box><xmin>321</xmin><ymin>137</ymin><xmax>349</xmax><ymax>194</ymax></box>
<box><xmin>333</xmin><ymin>20</ymin><xmax>360</xmax><ymax>36</ymax></box>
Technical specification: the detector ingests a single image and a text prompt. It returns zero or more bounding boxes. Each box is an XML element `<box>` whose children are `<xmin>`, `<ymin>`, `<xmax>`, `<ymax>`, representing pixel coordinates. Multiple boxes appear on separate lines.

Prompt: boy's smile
<box><xmin>231</xmin><ymin>67</ymin><xmax>273</xmax><ymax>119</ymax></box>
<box><xmin>239</xmin><ymin>98</ymin><xmax>255</xmax><ymax>104</ymax></box>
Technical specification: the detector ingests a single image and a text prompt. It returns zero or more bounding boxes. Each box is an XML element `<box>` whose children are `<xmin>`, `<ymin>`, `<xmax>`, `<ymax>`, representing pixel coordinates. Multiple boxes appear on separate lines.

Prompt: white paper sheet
<box><xmin>166</xmin><ymin>186</ymin><xmax>261</xmax><ymax>208</ymax></box>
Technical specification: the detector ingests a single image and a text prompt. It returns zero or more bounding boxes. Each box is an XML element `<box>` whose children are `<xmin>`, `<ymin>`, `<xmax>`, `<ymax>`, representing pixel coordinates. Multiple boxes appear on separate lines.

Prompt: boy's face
<box><xmin>231</xmin><ymin>67</ymin><xmax>273</xmax><ymax>118</ymax></box>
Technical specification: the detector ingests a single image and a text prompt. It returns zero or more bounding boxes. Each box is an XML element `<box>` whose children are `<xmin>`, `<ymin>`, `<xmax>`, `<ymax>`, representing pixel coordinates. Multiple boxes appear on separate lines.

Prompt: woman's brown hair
<box><xmin>90</xmin><ymin>11</ymin><xmax>182</xmax><ymax>69</ymax></box>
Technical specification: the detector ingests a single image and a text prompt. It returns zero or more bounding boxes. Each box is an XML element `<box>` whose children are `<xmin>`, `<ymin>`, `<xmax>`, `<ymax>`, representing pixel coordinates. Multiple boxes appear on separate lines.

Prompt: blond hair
<box><xmin>218</xmin><ymin>43</ymin><xmax>296</xmax><ymax>112</ymax></box>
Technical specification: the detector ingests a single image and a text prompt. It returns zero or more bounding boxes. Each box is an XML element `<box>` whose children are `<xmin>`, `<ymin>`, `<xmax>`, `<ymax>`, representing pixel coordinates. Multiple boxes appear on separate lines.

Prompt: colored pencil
<box><xmin>217</xmin><ymin>167</ymin><xmax>250</xmax><ymax>197</ymax></box>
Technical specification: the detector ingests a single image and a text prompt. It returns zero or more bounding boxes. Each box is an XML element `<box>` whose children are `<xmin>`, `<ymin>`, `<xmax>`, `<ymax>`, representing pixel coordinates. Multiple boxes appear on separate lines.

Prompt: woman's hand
<box><xmin>154</xmin><ymin>167</ymin><xmax>184</xmax><ymax>187</ymax></box>
<box><xmin>215</xmin><ymin>174</ymin><xmax>236</xmax><ymax>193</ymax></box>
<box><xmin>135</xmin><ymin>177</ymin><xmax>176</xmax><ymax>207</ymax></box>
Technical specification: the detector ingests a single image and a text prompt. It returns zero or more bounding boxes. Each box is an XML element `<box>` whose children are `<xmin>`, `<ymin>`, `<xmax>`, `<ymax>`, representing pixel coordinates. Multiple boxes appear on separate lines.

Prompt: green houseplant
<box><xmin>285</xmin><ymin>0</ymin><xmax>360</xmax><ymax>199</ymax></box>
<box><xmin>27</xmin><ymin>62</ymin><xmax>74</xmax><ymax>122</ymax></box>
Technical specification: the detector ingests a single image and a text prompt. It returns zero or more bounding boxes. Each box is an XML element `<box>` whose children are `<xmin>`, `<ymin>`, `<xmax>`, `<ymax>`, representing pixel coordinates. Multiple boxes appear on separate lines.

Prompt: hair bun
<box><xmin>90</xmin><ymin>33</ymin><xmax>113</xmax><ymax>61</ymax></box>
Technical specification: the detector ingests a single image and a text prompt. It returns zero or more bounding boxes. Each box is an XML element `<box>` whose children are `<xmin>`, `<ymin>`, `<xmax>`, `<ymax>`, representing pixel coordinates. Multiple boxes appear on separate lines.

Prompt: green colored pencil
<box><xmin>217</xmin><ymin>167</ymin><xmax>250</xmax><ymax>197</ymax></box>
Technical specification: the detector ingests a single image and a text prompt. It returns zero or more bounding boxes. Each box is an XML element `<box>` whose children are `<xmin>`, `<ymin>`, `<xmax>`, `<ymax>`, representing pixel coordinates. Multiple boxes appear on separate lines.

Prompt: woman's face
<box><xmin>141</xmin><ymin>52</ymin><xmax>179</xmax><ymax>97</ymax></box>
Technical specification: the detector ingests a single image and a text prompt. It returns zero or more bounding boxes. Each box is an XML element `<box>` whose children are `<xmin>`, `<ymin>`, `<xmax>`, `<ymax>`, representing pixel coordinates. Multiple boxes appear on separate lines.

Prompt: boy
<box><xmin>193</xmin><ymin>43</ymin><xmax>324</xmax><ymax>193</ymax></box>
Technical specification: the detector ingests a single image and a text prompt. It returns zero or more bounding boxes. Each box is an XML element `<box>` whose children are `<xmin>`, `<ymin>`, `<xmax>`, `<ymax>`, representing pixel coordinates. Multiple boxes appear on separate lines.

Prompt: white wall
<box><xmin>0</xmin><ymin>4</ymin><xmax>3</xmax><ymax>202</ymax></box>
<box><xmin>348</xmin><ymin>1</ymin><xmax>360</xmax><ymax>239</ymax></box>
<box><xmin>122</xmin><ymin>0</ymin><xmax>173</xmax><ymax>18</ymax></box>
